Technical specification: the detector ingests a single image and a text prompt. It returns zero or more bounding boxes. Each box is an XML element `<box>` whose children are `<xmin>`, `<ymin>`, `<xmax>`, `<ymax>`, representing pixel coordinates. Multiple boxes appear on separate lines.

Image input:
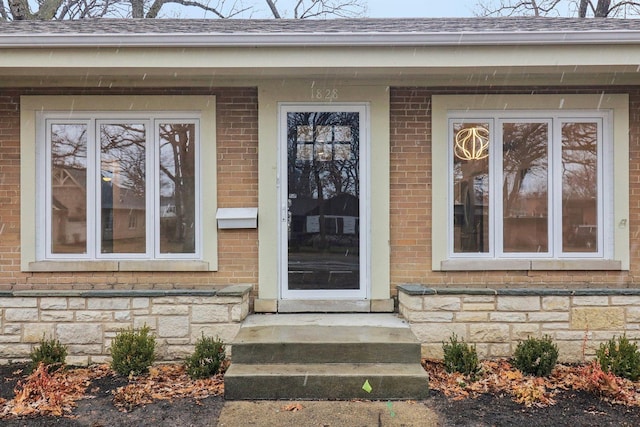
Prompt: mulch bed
<box><xmin>0</xmin><ymin>362</ymin><xmax>225</xmax><ymax>427</ymax></box>
<box><xmin>0</xmin><ymin>359</ymin><xmax>639</xmax><ymax>426</ymax></box>
<box><xmin>424</xmin><ymin>358</ymin><xmax>640</xmax><ymax>426</ymax></box>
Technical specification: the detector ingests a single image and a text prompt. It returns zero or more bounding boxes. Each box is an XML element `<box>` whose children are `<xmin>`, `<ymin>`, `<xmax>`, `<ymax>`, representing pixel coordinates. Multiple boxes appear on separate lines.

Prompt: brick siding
<box><xmin>1</xmin><ymin>86</ymin><xmax>638</xmax><ymax>294</ymax></box>
<box><xmin>389</xmin><ymin>86</ymin><xmax>640</xmax><ymax>292</ymax></box>
<box><xmin>0</xmin><ymin>88</ymin><xmax>258</xmax><ymax>292</ymax></box>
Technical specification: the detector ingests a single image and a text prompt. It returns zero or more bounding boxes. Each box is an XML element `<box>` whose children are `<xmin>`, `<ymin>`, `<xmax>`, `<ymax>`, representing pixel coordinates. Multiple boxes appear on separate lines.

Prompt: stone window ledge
<box><xmin>0</xmin><ymin>284</ymin><xmax>252</xmax><ymax>298</ymax></box>
<box><xmin>397</xmin><ymin>284</ymin><xmax>640</xmax><ymax>297</ymax></box>
<box><xmin>440</xmin><ymin>259</ymin><xmax>622</xmax><ymax>271</ymax></box>
<box><xmin>27</xmin><ymin>260</ymin><xmax>211</xmax><ymax>272</ymax></box>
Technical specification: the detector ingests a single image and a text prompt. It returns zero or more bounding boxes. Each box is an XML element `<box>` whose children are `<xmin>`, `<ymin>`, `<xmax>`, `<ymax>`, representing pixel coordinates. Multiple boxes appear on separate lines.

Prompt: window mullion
<box><xmin>43</xmin><ymin>118</ymin><xmax>53</xmax><ymax>259</ymax></box>
<box><xmin>151</xmin><ymin>119</ymin><xmax>158</xmax><ymax>258</ymax></box>
<box><xmin>87</xmin><ymin>120</ymin><xmax>98</xmax><ymax>259</ymax></box>
<box><xmin>597</xmin><ymin>118</ymin><xmax>605</xmax><ymax>257</ymax></box>
<box><xmin>493</xmin><ymin>119</ymin><xmax>502</xmax><ymax>258</ymax></box>
<box><xmin>551</xmin><ymin>118</ymin><xmax>562</xmax><ymax>258</ymax></box>
<box><xmin>545</xmin><ymin>118</ymin><xmax>556</xmax><ymax>259</ymax></box>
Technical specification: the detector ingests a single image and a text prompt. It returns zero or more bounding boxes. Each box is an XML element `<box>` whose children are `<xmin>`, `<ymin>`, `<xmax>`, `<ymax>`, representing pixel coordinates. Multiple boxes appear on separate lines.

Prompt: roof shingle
<box><xmin>1</xmin><ymin>17</ymin><xmax>639</xmax><ymax>35</ymax></box>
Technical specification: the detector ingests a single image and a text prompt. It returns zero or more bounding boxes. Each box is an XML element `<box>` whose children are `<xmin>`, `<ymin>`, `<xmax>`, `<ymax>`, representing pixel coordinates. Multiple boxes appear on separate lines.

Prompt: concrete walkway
<box><xmin>216</xmin><ymin>400</ymin><xmax>440</xmax><ymax>426</ymax></box>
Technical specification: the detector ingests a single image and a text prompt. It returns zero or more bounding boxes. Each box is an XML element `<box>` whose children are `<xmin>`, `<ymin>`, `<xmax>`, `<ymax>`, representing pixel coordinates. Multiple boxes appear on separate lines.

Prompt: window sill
<box><xmin>27</xmin><ymin>260</ymin><xmax>211</xmax><ymax>272</ymax></box>
<box><xmin>441</xmin><ymin>259</ymin><xmax>623</xmax><ymax>271</ymax></box>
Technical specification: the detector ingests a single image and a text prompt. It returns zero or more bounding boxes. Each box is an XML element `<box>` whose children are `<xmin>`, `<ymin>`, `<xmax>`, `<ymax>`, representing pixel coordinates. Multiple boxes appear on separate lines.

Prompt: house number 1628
<box><xmin>311</xmin><ymin>88</ymin><xmax>339</xmax><ymax>100</ymax></box>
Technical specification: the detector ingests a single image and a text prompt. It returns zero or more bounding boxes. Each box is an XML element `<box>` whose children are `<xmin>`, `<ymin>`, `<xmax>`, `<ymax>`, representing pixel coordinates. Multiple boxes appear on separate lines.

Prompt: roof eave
<box><xmin>2</xmin><ymin>31</ymin><xmax>640</xmax><ymax>48</ymax></box>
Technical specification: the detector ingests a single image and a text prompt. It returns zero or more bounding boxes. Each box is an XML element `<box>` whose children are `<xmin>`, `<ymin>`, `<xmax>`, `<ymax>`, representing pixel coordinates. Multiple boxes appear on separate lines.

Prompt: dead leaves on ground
<box><xmin>4</xmin><ymin>359</ymin><xmax>640</xmax><ymax>418</ymax></box>
<box><xmin>112</xmin><ymin>364</ymin><xmax>224</xmax><ymax>412</ymax></box>
<box><xmin>423</xmin><ymin>358</ymin><xmax>640</xmax><ymax>408</ymax></box>
<box><xmin>281</xmin><ymin>403</ymin><xmax>304</xmax><ymax>412</ymax></box>
<box><xmin>0</xmin><ymin>362</ymin><xmax>224</xmax><ymax>419</ymax></box>
<box><xmin>0</xmin><ymin>363</ymin><xmax>110</xmax><ymax>418</ymax></box>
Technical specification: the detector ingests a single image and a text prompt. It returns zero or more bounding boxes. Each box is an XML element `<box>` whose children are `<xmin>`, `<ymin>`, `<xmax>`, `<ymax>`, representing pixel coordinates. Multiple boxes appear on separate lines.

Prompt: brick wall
<box><xmin>0</xmin><ymin>88</ymin><xmax>259</xmax><ymax>292</ymax></box>
<box><xmin>389</xmin><ymin>87</ymin><xmax>639</xmax><ymax>291</ymax></box>
<box><xmin>1</xmin><ymin>86</ymin><xmax>638</xmax><ymax>297</ymax></box>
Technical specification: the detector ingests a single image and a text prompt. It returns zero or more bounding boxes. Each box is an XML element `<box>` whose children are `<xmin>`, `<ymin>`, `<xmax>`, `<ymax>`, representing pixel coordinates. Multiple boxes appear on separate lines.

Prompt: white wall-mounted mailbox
<box><xmin>216</xmin><ymin>207</ymin><xmax>258</xmax><ymax>229</ymax></box>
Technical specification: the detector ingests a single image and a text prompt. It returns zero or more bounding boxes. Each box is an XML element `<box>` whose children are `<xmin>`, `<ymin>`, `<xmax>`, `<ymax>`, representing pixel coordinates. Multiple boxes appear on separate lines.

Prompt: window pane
<box><xmin>562</xmin><ymin>122</ymin><xmax>598</xmax><ymax>253</ymax></box>
<box><xmin>100</xmin><ymin>123</ymin><xmax>146</xmax><ymax>254</ymax></box>
<box><xmin>50</xmin><ymin>124</ymin><xmax>88</xmax><ymax>254</ymax></box>
<box><xmin>159</xmin><ymin>123</ymin><xmax>196</xmax><ymax>254</ymax></box>
<box><xmin>453</xmin><ymin>123</ymin><xmax>490</xmax><ymax>253</ymax></box>
<box><xmin>502</xmin><ymin>122</ymin><xmax>549</xmax><ymax>253</ymax></box>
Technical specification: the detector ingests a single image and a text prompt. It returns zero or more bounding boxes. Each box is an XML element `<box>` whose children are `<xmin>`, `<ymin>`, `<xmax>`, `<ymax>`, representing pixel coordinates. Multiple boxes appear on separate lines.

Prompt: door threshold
<box><xmin>278</xmin><ymin>299</ymin><xmax>371</xmax><ymax>313</ymax></box>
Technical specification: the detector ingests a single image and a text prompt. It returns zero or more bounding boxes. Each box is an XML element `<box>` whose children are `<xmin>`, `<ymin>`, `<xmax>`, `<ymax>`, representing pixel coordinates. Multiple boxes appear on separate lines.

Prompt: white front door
<box><xmin>279</xmin><ymin>103</ymin><xmax>369</xmax><ymax>300</ymax></box>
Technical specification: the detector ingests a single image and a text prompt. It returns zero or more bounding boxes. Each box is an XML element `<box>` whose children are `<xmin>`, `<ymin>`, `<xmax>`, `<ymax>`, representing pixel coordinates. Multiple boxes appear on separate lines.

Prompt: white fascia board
<box><xmin>3</xmin><ymin>31</ymin><xmax>640</xmax><ymax>48</ymax></box>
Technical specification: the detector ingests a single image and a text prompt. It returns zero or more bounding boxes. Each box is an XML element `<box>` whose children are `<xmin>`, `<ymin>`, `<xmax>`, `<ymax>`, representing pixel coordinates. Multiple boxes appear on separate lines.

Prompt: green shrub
<box><xmin>184</xmin><ymin>334</ymin><xmax>226</xmax><ymax>380</ymax></box>
<box><xmin>512</xmin><ymin>335</ymin><xmax>559</xmax><ymax>377</ymax></box>
<box><xmin>596</xmin><ymin>334</ymin><xmax>640</xmax><ymax>381</ymax></box>
<box><xmin>110</xmin><ymin>325</ymin><xmax>156</xmax><ymax>376</ymax></box>
<box><xmin>442</xmin><ymin>333</ymin><xmax>479</xmax><ymax>377</ymax></box>
<box><xmin>29</xmin><ymin>335</ymin><xmax>67</xmax><ymax>373</ymax></box>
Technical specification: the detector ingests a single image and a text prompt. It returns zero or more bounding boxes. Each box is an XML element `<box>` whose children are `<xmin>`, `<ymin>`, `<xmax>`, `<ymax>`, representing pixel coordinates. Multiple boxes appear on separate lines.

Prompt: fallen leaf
<box><xmin>282</xmin><ymin>403</ymin><xmax>304</xmax><ymax>412</ymax></box>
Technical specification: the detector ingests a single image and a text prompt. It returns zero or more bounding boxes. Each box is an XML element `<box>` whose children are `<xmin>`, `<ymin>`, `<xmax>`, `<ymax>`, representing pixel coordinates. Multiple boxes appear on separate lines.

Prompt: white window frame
<box><xmin>20</xmin><ymin>95</ymin><xmax>218</xmax><ymax>272</ymax></box>
<box><xmin>432</xmin><ymin>94</ymin><xmax>628</xmax><ymax>271</ymax></box>
<box><xmin>40</xmin><ymin>112</ymin><xmax>202</xmax><ymax>261</ymax></box>
<box><xmin>447</xmin><ymin>112</ymin><xmax>610</xmax><ymax>261</ymax></box>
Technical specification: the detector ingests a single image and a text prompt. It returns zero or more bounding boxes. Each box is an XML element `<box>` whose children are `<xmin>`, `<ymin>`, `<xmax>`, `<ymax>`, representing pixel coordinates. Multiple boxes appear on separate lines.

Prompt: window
<box><xmin>45</xmin><ymin>115</ymin><xmax>199</xmax><ymax>260</ymax></box>
<box><xmin>22</xmin><ymin>96</ymin><xmax>217</xmax><ymax>271</ymax></box>
<box><xmin>432</xmin><ymin>94</ymin><xmax>629</xmax><ymax>271</ymax></box>
<box><xmin>450</xmin><ymin>114</ymin><xmax>606</xmax><ymax>259</ymax></box>
<box><xmin>41</xmin><ymin>113</ymin><xmax>200</xmax><ymax>259</ymax></box>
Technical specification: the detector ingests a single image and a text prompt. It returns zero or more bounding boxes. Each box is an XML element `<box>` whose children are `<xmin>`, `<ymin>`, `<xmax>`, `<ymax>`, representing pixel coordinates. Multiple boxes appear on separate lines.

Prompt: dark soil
<box><xmin>1</xmin><ymin>362</ymin><xmax>640</xmax><ymax>426</ymax></box>
<box><xmin>429</xmin><ymin>389</ymin><xmax>640</xmax><ymax>427</ymax></box>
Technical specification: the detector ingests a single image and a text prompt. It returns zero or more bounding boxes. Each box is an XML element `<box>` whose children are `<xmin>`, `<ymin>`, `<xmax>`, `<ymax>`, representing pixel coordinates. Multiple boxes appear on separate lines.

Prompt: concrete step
<box><xmin>224</xmin><ymin>363</ymin><xmax>429</xmax><ymax>400</ymax></box>
<box><xmin>232</xmin><ymin>325</ymin><xmax>421</xmax><ymax>364</ymax></box>
<box><xmin>225</xmin><ymin>314</ymin><xmax>429</xmax><ymax>400</ymax></box>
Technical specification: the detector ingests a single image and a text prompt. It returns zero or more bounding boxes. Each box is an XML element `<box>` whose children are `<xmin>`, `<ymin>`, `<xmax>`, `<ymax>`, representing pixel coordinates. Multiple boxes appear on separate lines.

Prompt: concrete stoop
<box><xmin>224</xmin><ymin>313</ymin><xmax>429</xmax><ymax>400</ymax></box>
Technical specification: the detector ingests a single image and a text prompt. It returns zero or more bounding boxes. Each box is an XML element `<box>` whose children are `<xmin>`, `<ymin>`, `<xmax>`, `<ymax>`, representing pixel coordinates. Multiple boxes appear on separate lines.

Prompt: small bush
<box><xmin>184</xmin><ymin>334</ymin><xmax>226</xmax><ymax>380</ymax></box>
<box><xmin>596</xmin><ymin>334</ymin><xmax>640</xmax><ymax>381</ymax></box>
<box><xmin>29</xmin><ymin>335</ymin><xmax>67</xmax><ymax>373</ymax></box>
<box><xmin>442</xmin><ymin>333</ymin><xmax>479</xmax><ymax>377</ymax></box>
<box><xmin>512</xmin><ymin>335</ymin><xmax>559</xmax><ymax>377</ymax></box>
<box><xmin>110</xmin><ymin>325</ymin><xmax>156</xmax><ymax>377</ymax></box>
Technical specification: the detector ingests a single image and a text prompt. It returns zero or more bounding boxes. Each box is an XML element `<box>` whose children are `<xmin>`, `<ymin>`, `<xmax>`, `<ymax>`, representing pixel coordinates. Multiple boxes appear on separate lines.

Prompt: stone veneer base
<box><xmin>398</xmin><ymin>284</ymin><xmax>640</xmax><ymax>362</ymax></box>
<box><xmin>0</xmin><ymin>285</ymin><xmax>252</xmax><ymax>365</ymax></box>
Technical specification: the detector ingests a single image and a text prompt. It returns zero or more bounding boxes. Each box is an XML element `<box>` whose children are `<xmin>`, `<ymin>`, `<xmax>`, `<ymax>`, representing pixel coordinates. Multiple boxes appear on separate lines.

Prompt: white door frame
<box><xmin>278</xmin><ymin>102</ymin><xmax>371</xmax><ymax>300</ymax></box>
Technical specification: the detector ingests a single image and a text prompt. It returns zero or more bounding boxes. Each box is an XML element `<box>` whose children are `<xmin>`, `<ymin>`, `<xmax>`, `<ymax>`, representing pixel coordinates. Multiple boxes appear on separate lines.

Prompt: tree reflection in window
<box><xmin>159</xmin><ymin>123</ymin><xmax>196</xmax><ymax>254</ymax></box>
<box><xmin>50</xmin><ymin>123</ymin><xmax>88</xmax><ymax>254</ymax></box>
<box><xmin>100</xmin><ymin>123</ymin><xmax>146</xmax><ymax>254</ymax></box>
<box><xmin>287</xmin><ymin>111</ymin><xmax>360</xmax><ymax>290</ymax></box>
<box><xmin>562</xmin><ymin>122</ymin><xmax>598</xmax><ymax>253</ymax></box>
<box><xmin>502</xmin><ymin>122</ymin><xmax>549</xmax><ymax>253</ymax></box>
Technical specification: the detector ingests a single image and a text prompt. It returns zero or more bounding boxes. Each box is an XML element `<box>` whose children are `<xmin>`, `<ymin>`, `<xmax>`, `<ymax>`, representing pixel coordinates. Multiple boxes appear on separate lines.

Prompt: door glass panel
<box><xmin>99</xmin><ymin>123</ymin><xmax>146</xmax><ymax>254</ymax></box>
<box><xmin>502</xmin><ymin>122</ymin><xmax>549</xmax><ymax>253</ymax></box>
<box><xmin>562</xmin><ymin>122</ymin><xmax>598</xmax><ymax>253</ymax></box>
<box><xmin>287</xmin><ymin>112</ymin><xmax>360</xmax><ymax>290</ymax></box>
<box><xmin>452</xmin><ymin>122</ymin><xmax>490</xmax><ymax>253</ymax></box>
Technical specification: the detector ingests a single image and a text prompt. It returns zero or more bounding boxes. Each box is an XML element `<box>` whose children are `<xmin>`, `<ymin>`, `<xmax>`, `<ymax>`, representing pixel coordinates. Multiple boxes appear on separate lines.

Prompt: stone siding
<box><xmin>0</xmin><ymin>285</ymin><xmax>250</xmax><ymax>365</ymax></box>
<box><xmin>398</xmin><ymin>285</ymin><xmax>640</xmax><ymax>363</ymax></box>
